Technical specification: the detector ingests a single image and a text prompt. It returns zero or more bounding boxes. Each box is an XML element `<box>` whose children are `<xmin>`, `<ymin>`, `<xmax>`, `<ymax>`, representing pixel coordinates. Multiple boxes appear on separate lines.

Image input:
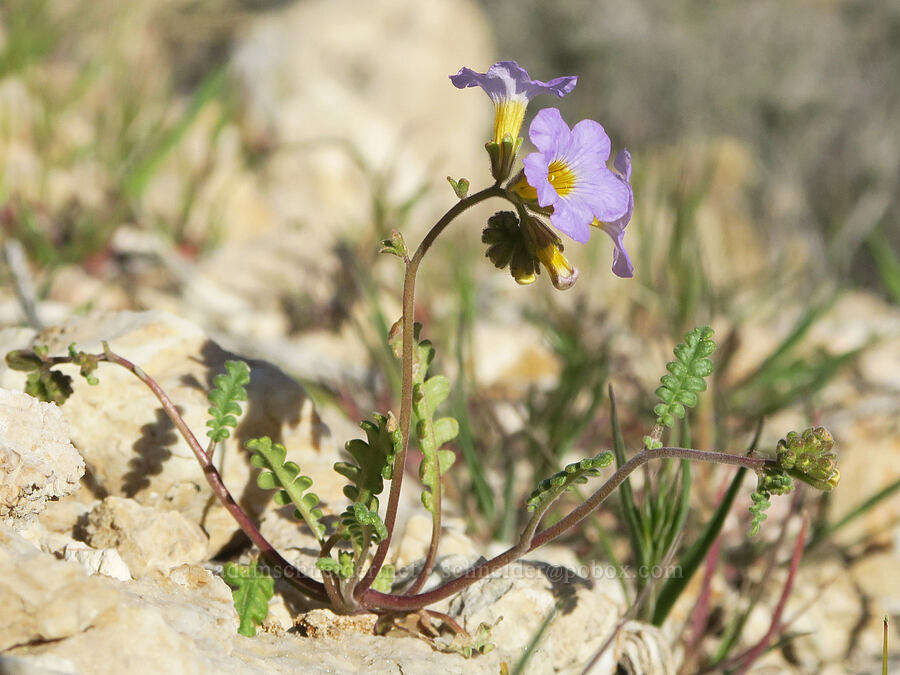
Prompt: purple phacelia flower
<box><xmin>591</xmin><ymin>149</ymin><xmax>634</xmax><ymax>278</ymax></box>
<box><xmin>521</xmin><ymin>108</ymin><xmax>631</xmax><ymax>251</ymax></box>
<box><xmin>450</xmin><ymin>61</ymin><xmax>577</xmax><ymax>145</ymax></box>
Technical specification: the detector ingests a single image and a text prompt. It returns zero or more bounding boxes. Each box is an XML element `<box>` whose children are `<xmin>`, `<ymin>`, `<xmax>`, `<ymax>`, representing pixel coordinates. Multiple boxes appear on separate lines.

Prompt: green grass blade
<box><xmin>609</xmin><ymin>385</ymin><xmax>649</xmax><ymax>569</ymax></box>
<box><xmin>868</xmin><ymin>233</ymin><xmax>900</xmax><ymax>304</ymax></box>
<box><xmin>731</xmin><ymin>294</ymin><xmax>839</xmax><ymax>393</ymax></box>
<box><xmin>452</xmin><ymin>261</ymin><xmax>494</xmax><ymax>519</ymax></box>
<box><xmin>652</xmin><ymin>465</ymin><xmax>748</xmax><ymax>625</ymax></box>
<box><xmin>121</xmin><ymin>65</ymin><xmax>228</xmax><ymax>199</ymax></box>
<box><xmin>510</xmin><ymin>604</ymin><xmax>558</xmax><ymax>675</ymax></box>
<box><xmin>813</xmin><ymin>476</ymin><xmax>900</xmax><ymax>546</ymax></box>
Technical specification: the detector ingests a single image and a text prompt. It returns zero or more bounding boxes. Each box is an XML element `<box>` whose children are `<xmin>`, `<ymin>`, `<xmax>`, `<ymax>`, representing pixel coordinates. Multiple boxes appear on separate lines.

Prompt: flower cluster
<box><xmin>451</xmin><ymin>61</ymin><xmax>635</xmax><ymax>285</ymax></box>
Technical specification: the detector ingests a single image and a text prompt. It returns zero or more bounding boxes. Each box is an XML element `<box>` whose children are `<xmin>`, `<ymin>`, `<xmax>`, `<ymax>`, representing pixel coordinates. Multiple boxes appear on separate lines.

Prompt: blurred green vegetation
<box><xmin>1</xmin><ymin>1</ymin><xmax>897</xmax><ymax>669</ymax></box>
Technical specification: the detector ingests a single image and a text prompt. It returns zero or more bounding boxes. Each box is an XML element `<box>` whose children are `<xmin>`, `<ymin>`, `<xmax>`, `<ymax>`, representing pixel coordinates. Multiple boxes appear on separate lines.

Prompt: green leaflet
<box><xmin>223</xmin><ymin>559</ymin><xmax>273</xmax><ymax>637</ymax></box>
<box><xmin>446</xmin><ymin>176</ymin><xmax>470</xmax><ymax>199</ymax></box>
<box><xmin>525</xmin><ymin>452</ymin><xmax>614</xmax><ymax>512</ymax></box>
<box><xmin>7</xmin><ymin>344</ymin><xmax>75</xmax><ymax>405</ymax></box>
<box><xmin>340</xmin><ymin>502</ymin><xmax>388</xmax><ymax>554</ymax></box>
<box><xmin>389</xmin><ymin>320</ymin><xmax>460</xmax><ymax>514</ymax></box>
<box><xmin>247</xmin><ymin>436</ymin><xmax>325</xmax><ymax>540</ymax></box>
<box><xmin>371</xmin><ymin>563</ymin><xmax>395</xmax><ymax>592</ymax></box>
<box><xmin>379</xmin><ymin>230</ymin><xmax>408</xmax><ymax>259</ymax></box>
<box><xmin>316</xmin><ymin>552</ymin><xmax>354</xmax><ymax>579</ymax></box>
<box><xmin>206</xmin><ymin>360</ymin><xmax>250</xmax><ymax>443</ymax></box>
<box><xmin>334</xmin><ymin>412</ymin><xmax>401</xmax><ymax>508</ymax></box>
<box><xmin>652</xmin><ymin>326</ymin><xmax>715</xmax><ymax>430</ymax></box>
<box><xmin>776</xmin><ymin>426</ymin><xmax>839</xmax><ymax>490</ymax></box>
<box><xmin>25</xmin><ymin>368</ymin><xmax>73</xmax><ymax>405</ymax></box>
<box><xmin>415</xmin><ymin>374</ymin><xmax>459</xmax><ymax>513</ymax></box>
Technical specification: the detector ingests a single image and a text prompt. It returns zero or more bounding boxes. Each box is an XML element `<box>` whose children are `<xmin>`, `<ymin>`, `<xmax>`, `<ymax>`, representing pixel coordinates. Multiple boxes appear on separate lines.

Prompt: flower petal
<box><xmin>581</xmin><ymin>168</ymin><xmax>631</xmax><ymax>223</ymax></box>
<box><xmin>614</xmin><ymin>149</ymin><xmax>632</xmax><ymax>181</ymax></box>
<box><xmin>522</xmin><ymin>152</ymin><xmax>558</xmax><ymax>208</ymax></box>
<box><xmin>567</xmin><ymin>118</ymin><xmax>611</xmax><ymax>165</ymax></box>
<box><xmin>528</xmin><ymin>107</ymin><xmax>569</xmax><ymax>156</ymax></box>
<box><xmin>450</xmin><ymin>61</ymin><xmax>577</xmax><ymax>104</ymax></box>
<box><xmin>550</xmin><ymin>196</ymin><xmax>593</xmax><ymax>243</ymax></box>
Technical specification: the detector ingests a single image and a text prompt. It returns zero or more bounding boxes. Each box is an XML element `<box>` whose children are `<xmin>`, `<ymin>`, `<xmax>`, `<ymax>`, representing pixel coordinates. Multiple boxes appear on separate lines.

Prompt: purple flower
<box><xmin>450</xmin><ymin>61</ymin><xmax>577</xmax><ymax>144</ymax></box>
<box><xmin>522</xmin><ymin>108</ymin><xmax>631</xmax><ymax>246</ymax></box>
<box><xmin>592</xmin><ymin>150</ymin><xmax>634</xmax><ymax>278</ymax></box>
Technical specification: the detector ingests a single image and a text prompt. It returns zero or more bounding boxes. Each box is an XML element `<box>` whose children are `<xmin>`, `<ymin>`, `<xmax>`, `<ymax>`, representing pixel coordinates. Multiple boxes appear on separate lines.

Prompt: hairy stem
<box><xmin>359</xmin><ymin>446</ymin><xmax>773</xmax><ymax>611</ymax></box>
<box><xmin>84</xmin><ymin>347</ymin><xmax>329</xmax><ymax>603</ymax></box>
<box><xmin>355</xmin><ymin>184</ymin><xmax>506</xmax><ymax>597</ymax></box>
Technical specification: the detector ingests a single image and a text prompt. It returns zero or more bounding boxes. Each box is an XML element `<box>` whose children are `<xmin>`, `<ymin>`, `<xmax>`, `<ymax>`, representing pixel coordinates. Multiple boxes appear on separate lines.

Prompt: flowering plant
<box><xmin>6</xmin><ymin>61</ymin><xmax>839</xmax><ymax>660</ymax></box>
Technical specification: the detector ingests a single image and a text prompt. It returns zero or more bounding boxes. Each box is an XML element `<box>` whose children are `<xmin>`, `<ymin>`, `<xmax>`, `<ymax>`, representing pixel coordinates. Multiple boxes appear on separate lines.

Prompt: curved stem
<box><xmin>95</xmin><ymin>348</ymin><xmax>329</xmax><ymax>603</ymax></box>
<box><xmin>358</xmin><ymin>446</ymin><xmax>772</xmax><ymax>611</ymax></box>
<box><xmin>405</xmin><ymin>464</ymin><xmax>442</xmax><ymax>596</ymax></box>
<box><xmin>355</xmin><ymin>184</ymin><xmax>506</xmax><ymax>597</ymax></box>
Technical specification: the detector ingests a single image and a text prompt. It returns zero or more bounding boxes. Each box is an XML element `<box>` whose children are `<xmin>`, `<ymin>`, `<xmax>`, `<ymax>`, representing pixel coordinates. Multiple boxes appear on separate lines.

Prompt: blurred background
<box><xmin>1</xmin><ymin>0</ymin><xmax>898</xmax><ymax>671</ymax></box>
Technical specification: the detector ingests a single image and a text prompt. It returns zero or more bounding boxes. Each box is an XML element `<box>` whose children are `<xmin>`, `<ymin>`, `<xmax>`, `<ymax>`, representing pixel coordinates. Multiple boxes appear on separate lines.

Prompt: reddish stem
<box><xmin>731</xmin><ymin>516</ymin><xmax>808</xmax><ymax>674</ymax></box>
<box><xmin>358</xmin><ymin>447</ymin><xmax>772</xmax><ymax>611</ymax></box>
<box><xmin>96</xmin><ymin>347</ymin><xmax>328</xmax><ymax>602</ymax></box>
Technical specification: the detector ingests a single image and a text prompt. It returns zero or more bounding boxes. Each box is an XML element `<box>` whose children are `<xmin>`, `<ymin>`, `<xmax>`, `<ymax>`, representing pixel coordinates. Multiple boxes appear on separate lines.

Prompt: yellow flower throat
<box><xmin>546</xmin><ymin>160</ymin><xmax>576</xmax><ymax>196</ymax></box>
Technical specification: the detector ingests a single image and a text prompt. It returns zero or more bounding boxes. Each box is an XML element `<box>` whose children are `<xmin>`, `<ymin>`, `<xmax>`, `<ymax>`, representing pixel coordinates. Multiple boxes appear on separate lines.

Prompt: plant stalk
<box><xmin>92</xmin><ymin>347</ymin><xmax>329</xmax><ymax>603</ymax></box>
<box><xmin>355</xmin><ymin>184</ymin><xmax>506</xmax><ymax>597</ymax></box>
<box><xmin>359</xmin><ymin>446</ymin><xmax>772</xmax><ymax>611</ymax></box>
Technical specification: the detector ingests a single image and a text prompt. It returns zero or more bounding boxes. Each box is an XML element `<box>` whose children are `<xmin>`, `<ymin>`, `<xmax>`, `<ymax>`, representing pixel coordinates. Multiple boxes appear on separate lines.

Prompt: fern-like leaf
<box><xmin>748</xmin><ymin>489</ymin><xmax>772</xmax><ymax>537</ymax></box>
<box><xmin>223</xmin><ymin>559</ymin><xmax>273</xmax><ymax>637</ymax></box>
<box><xmin>371</xmin><ymin>563</ymin><xmax>395</xmax><ymax>592</ymax></box>
<box><xmin>653</xmin><ymin>326</ymin><xmax>715</xmax><ymax>429</ymax></box>
<box><xmin>206</xmin><ymin>360</ymin><xmax>250</xmax><ymax>443</ymax></box>
<box><xmin>334</xmin><ymin>412</ymin><xmax>401</xmax><ymax>508</ymax></box>
<box><xmin>67</xmin><ymin>343</ymin><xmax>100</xmax><ymax>385</ymax></box>
<box><xmin>247</xmin><ymin>436</ymin><xmax>325</xmax><ymax>540</ymax></box>
<box><xmin>388</xmin><ymin>320</ymin><xmax>459</xmax><ymax>514</ymax></box>
<box><xmin>526</xmin><ymin>452</ymin><xmax>614</xmax><ymax>512</ymax></box>
<box><xmin>316</xmin><ymin>552</ymin><xmax>354</xmax><ymax>579</ymax></box>
<box><xmin>25</xmin><ymin>368</ymin><xmax>73</xmax><ymax>405</ymax></box>
<box><xmin>340</xmin><ymin>502</ymin><xmax>388</xmax><ymax>554</ymax></box>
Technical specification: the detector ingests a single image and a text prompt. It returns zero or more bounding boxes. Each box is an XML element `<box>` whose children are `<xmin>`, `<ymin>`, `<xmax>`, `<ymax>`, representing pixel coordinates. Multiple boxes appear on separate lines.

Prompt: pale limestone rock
<box><xmin>0</xmin><ymin>389</ymin><xmax>84</xmax><ymax>519</ymax></box>
<box><xmin>618</xmin><ymin>621</ymin><xmax>676</xmax><ymax>675</ymax></box>
<box><xmin>448</xmin><ymin>559</ymin><xmax>637</xmax><ymax>672</ymax></box>
<box><xmin>783</xmin><ymin>559</ymin><xmax>866</xmax><ymax>670</ymax></box>
<box><xmin>232</xmin><ymin>0</ymin><xmax>493</xmax><ymax>244</ymax></box>
<box><xmin>392</xmin><ymin>512</ymin><xmax>479</xmax><ymax>572</ymax></box>
<box><xmin>0</xmin><ymin>523</ymin><xmax>120</xmax><ymax>651</ymax></box>
<box><xmin>63</xmin><ymin>542</ymin><xmax>132</xmax><ymax>581</ymax></box>
<box><xmin>0</xmin><ymin>310</ymin><xmax>345</xmax><ymax>553</ymax></box>
<box><xmin>295</xmin><ymin>609</ymin><xmax>378</xmax><ymax>639</ymax></box>
<box><xmin>1</xmin><ymin>515</ymin><xmax>676</xmax><ymax>673</ymax></box>
<box><xmin>4</xmin><ymin>562</ymin><xmax>242</xmax><ymax>675</ymax></box>
<box><xmin>83</xmin><ymin>496</ymin><xmax>208</xmax><ymax>577</ymax></box>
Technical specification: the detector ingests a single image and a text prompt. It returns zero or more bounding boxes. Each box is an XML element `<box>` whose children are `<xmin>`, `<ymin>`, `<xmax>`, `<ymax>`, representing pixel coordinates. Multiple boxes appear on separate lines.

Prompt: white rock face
<box><xmin>0</xmin><ymin>523</ymin><xmax>120</xmax><ymax>651</ymax></box>
<box><xmin>0</xmin><ymin>388</ymin><xmax>84</xmax><ymax>519</ymax></box>
<box><xmin>83</xmin><ymin>496</ymin><xmax>208</xmax><ymax>578</ymax></box>
<box><xmin>0</xmin><ymin>310</ymin><xmax>345</xmax><ymax>554</ymax></box>
<box><xmin>231</xmin><ymin>0</ymin><xmax>494</xmax><ymax>243</ymax></box>
<box><xmin>448</xmin><ymin>560</ymin><xmax>675</xmax><ymax>673</ymax></box>
<box><xmin>63</xmin><ymin>542</ymin><xmax>132</xmax><ymax>581</ymax></box>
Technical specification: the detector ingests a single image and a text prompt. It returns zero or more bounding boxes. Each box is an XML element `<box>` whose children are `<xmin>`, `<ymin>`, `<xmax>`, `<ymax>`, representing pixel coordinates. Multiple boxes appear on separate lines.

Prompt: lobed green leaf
<box><xmin>247</xmin><ymin>436</ymin><xmax>325</xmax><ymax>539</ymax></box>
<box><xmin>526</xmin><ymin>452</ymin><xmax>614</xmax><ymax>512</ymax></box>
<box><xmin>223</xmin><ymin>559</ymin><xmax>273</xmax><ymax>637</ymax></box>
<box><xmin>653</xmin><ymin>326</ymin><xmax>716</xmax><ymax>429</ymax></box>
<box><xmin>206</xmin><ymin>360</ymin><xmax>250</xmax><ymax>443</ymax></box>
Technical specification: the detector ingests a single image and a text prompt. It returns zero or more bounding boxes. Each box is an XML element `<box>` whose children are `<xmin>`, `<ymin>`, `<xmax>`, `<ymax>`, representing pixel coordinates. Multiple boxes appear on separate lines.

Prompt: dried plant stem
<box><xmin>360</xmin><ymin>446</ymin><xmax>773</xmax><ymax>611</ymax></box>
<box><xmin>355</xmin><ymin>184</ymin><xmax>506</xmax><ymax>598</ymax></box>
